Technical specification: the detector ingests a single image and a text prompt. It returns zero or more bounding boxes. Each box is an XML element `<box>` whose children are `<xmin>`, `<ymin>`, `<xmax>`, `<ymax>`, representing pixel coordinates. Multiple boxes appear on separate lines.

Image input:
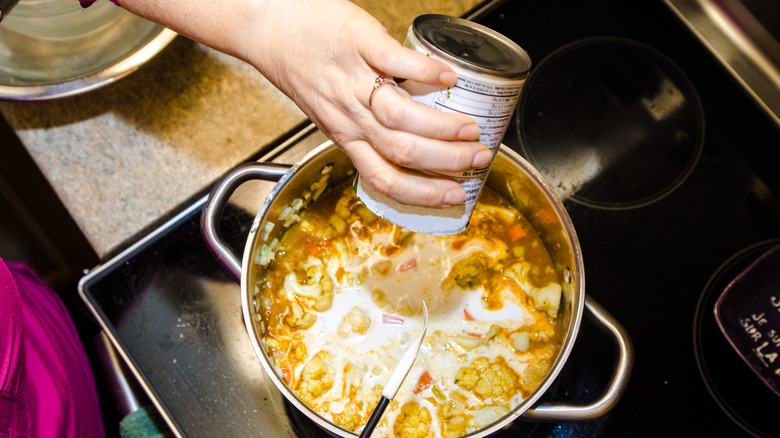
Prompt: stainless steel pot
<box><xmin>201</xmin><ymin>141</ymin><xmax>634</xmax><ymax>437</ymax></box>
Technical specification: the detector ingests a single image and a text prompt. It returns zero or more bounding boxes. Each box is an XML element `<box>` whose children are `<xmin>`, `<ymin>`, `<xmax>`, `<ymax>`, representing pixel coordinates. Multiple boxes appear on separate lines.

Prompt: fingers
<box><xmin>369</xmin><ymin>129</ymin><xmax>492</xmax><ymax>174</ymax></box>
<box><xmin>361</xmin><ymin>31</ymin><xmax>457</xmax><ymax>87</ymax></box>
<box><xmin>371</xmin><ymin>84</ymin><xmax>479</xmax><ymax>141</ymax></box>
<box><xmin>365</xmin><ymin>80</ymin><xmax>492</xmax><ymax>174</ymax></box>
<box><xmin>342</xmin><ymin>140</ymin><xmax>466</xmax><ymax>207</ymax></box>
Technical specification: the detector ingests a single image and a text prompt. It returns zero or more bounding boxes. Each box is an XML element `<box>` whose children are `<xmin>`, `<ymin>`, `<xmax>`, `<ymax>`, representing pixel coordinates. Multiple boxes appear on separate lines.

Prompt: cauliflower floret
<box><xmin>338</xmin><ymin>307</ymin><xmax>371</xmax><ymax>336</ymax></box>
<box><xmin>285</xmin><ymin>302</ymin><xmax>315</xmax><ymax>329</ymax></box>
<box><xmin>445</xmin><ymin>256</ymin><xmax>487</xmax><ymax>290</ymax></box>
<box><xmin>437</xmin><ymin>398</ymin><xmax>472</xmax><ymax>438</ymax></box>
<box><xmin>332</xmin><ymin>399</ymin><xmax>364</xmax><ymax>431</ymax></box>
<box><xmin>392</xmin><ymin>402</ymin><xmax>433</xmax><ymax>438</ymax></box>
<box><xmin>306</xmin><ymin>265</ymin><xmax>334</xmax><ymax>311</ymax></box>
<box><xmin>454</xmin><ymin>357</ymin><xmax>519</xmax><ymax>402</ymax></box>
<box><xmin>295</xmin><ymin>351</ymin><xmax>334</xmax><ymax>405</ymax></box>
<box><xmin>283</xmin><ymin>263</ymin><xmax>334</xmax><ymax>311</ymax></box>
<box><xmin>504</xmin><ymin>261</ymin><xmax>532</xmax><ymax>287</ymax></box>
<box><xmin>288</xmin><ymin>333</ymin><xmax>308</xmax><ymax>362</ymax></box>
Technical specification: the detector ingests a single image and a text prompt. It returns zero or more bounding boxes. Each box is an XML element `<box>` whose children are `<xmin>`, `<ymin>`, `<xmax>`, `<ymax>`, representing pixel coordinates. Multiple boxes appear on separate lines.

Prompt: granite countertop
<box><xmin>0</xmin><ymin>0</ymin><xmax>483</xmax><ymax>259</ymax></box>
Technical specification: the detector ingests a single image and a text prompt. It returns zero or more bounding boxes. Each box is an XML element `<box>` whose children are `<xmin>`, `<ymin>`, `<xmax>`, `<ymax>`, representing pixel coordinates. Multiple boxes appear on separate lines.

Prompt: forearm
<box><xmin>111</xmin><ymin>0</ymin><xmax>385</xmax><ymax>97</ymax></box>
<box><xmin>114</xmin><ymin>0</ymin><xmax>269</xmax><ymax>66</ymax></box>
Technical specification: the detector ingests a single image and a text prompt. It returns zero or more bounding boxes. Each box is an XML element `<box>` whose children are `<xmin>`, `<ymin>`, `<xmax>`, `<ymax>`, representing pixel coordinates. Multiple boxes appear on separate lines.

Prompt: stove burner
<box><xmin>693</xmin><ymin>239</ymin><xmax>780</xmax><ymax>438</ymax></box>
<box><xmin>516</xmin><ymin>37</ymin><xmax>704</xmax><ymax>210</ymax></box>
<box><xmin>284</xmin><ymin>400</ymin><xmax>327</xmax><ymax>438</ymax></box>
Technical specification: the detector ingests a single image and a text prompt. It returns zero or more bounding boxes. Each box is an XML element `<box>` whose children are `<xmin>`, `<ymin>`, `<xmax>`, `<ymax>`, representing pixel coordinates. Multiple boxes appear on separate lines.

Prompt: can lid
<box><xmin>412</xmin><ymin>14</ymin><xmax>531</xmax><ymax>78</ymax></box>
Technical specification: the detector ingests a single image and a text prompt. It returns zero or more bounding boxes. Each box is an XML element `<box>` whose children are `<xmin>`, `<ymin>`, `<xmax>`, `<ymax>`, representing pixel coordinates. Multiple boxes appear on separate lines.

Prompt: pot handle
<box><xmin>520</xmin><ymin>295</ymin><xmax>634</xmax><ymax>422</ymax></box>
<box><xmin>201</xmin><ymin>162</ymin><xmax>291</xmax><ymax>282</ymax></box>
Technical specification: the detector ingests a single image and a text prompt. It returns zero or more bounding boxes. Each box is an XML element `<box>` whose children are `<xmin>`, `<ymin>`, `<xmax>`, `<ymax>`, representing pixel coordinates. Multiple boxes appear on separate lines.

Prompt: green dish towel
<box><xmin>119</xmin><ymin>406</ymin><xmax>172</xmax><ymax>438</ymax></box>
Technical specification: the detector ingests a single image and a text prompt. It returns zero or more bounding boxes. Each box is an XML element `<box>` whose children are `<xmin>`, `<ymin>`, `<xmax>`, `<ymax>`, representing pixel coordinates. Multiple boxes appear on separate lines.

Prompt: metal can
<box><xmin>355</xmin><ymin>14</ymin><xmax>532</xmax><ymax>235</ymax></box>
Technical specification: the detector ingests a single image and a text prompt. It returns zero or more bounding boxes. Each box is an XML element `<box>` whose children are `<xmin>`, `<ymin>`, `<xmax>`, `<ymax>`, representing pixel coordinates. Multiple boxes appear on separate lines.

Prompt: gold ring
<box><xmin>369</xmin><ymin>75</ymin><xmax>397</xmax><ymax>108</ymax></box>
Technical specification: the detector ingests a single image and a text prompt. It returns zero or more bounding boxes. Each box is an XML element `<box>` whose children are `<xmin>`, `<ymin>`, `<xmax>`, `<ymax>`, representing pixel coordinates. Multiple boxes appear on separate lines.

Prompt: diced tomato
<box><xmin>398</xmin><ymin>258</ymin><xmax>417</xmax><ymax>272</ymax></box>
<box><xmin>383</xmin><ymin>314</ymin><xmax>405</xmax><ymax>325</ymax></box>
<box><xmin>463</xmin><ymin>308</ymin><xmax>475</xmax><ymax>321</ymax></box>
<box><xmin>507</xmin><ymin>223</ymin><xmax>526</xmax><ymax>241</ymax></box>
<box><xmin>414</xmin><ymin>371</ymin><xmax>433</xmax><ymax>394</ymax></box>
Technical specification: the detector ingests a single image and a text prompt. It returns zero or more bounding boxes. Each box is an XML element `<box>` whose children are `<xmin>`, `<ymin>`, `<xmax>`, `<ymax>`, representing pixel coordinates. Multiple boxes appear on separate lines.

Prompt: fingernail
<box><xmin>443</xmin><ymin>187</ymin><xmax>465</xmax><ymax>206</ymax></box>
<box><xmin>439</xmin><ymin>71</ymin><xmax>457</xmax><ymax>87</ymax></box>
<box><xmin>458</xmin><ymin>123</ymin><xmax>479</xmax><ymax>140</ymax></box>
<box><xmin>472</xmin><ymin>149</ymin><xmax>492</xmax><ymax>168</ymax></box>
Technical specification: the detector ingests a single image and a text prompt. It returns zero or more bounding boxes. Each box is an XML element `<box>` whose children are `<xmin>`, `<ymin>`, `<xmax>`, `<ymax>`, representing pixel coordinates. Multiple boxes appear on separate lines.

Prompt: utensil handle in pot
<box><xmin>201</xmin><ymin>162</ymin><xmax>290</xmax><ymax>282</ymax></box>
<box><xmin>0</xmin><ymin>0</ymin><xmax>19</xmax><ymax>22</ymax></box>
<box><xmin>521</xmin><ymin>295</ymin><xmax>634</xmax><ymax>422</ymax></box>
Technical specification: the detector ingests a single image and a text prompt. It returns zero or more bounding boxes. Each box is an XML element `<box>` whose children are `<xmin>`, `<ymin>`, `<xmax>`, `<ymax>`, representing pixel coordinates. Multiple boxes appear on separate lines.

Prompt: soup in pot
<box><xmin>252</xmin><ymin>178</ymin><xmax>563</xmax><ymax>438</ymax></box>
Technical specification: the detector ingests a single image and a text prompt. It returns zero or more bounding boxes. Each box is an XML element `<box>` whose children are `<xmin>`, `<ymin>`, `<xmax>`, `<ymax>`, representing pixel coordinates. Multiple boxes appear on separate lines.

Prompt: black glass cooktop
<box><xmin>80</xmin><ymin>0</ymin><xmax>780</xmax><ymax>437</ymax></box>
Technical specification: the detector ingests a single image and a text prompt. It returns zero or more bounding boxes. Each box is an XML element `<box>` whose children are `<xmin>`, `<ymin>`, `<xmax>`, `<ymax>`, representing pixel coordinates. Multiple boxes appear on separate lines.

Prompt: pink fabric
<box><xmin>0</xmin><ymin>259</ymin><xmax>104</xmax><ymax>438</ymax></box>
<box><xmin>79</xmin><ymin>0</ymin><xmax>118</xmax><ymax>8</ymax></box>
<box><xmin>0</xmin><ymin>261</ymin><xmax>28</xmax><ymax>438</ymax></box>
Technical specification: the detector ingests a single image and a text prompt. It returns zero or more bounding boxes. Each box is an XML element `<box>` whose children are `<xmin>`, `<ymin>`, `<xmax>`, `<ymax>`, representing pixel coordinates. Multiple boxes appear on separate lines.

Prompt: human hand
<box><xmin>113</xmin><ymin>0</ymin><xmax>489</xmax><ymax>207</ymax></box>
<box><xmin>244</xmin><ymin>0</ymin><xmax>491</xmax><ymax>207</ymax></box>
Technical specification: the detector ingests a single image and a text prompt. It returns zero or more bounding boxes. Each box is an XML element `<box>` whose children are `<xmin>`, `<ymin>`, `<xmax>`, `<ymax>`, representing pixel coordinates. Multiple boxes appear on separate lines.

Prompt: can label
<box><xmin>355</xmin><ymin>15</ymin><xmax>530</xmax><ymax>235</ymax></box>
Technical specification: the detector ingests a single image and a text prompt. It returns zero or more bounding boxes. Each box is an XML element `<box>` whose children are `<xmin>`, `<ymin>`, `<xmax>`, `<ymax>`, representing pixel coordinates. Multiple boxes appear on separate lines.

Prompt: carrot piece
<box><xmin>536</xmin><ymin>208</ymin><xmax>557</xmax><ymax>225</ymax></box>
<box><xmin>306</xmin><ymin>242</ymin><xmax>320</xmax><ymax>257</ymax></box>
<box><xmin>463</xmin><ymin>308</ymin><xmax>475</xmax><ymax>321</ymax></box>
<box><xmin>508</xmin><ymin>223</ymin><xmax>526</xmax><ymax>241</ymax></box>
